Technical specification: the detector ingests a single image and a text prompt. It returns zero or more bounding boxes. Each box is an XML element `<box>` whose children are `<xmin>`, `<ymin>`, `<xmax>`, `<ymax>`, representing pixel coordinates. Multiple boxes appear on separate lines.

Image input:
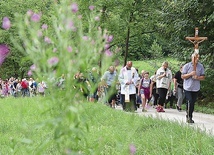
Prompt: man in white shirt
<box><xmin>118</xmin><ymin>61</ymin><xmax>139</xmax><ymax>112</ymax></box>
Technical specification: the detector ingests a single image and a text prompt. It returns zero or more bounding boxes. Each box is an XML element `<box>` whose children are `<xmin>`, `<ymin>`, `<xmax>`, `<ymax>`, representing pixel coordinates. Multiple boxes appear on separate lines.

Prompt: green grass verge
<box><xmin>0</xmin><ymin>97</ymin><xmax>213</xmax><ymax>154</ymax></box>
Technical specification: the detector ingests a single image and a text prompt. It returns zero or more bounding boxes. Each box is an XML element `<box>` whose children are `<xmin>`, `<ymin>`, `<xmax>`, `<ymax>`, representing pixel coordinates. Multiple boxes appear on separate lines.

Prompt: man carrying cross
<box><xmin>182</xmin><ymin>28</ymin><xmax>207</xmax><ymax>123</ymax></box>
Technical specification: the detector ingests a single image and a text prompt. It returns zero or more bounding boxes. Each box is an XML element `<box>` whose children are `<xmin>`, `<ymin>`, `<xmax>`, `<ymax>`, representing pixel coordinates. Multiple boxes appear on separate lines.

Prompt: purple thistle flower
<box><xmin>66</xmin><ymin>20</ymin><xmax>76</xmax><ymax>31</ymax></box>
<box><xmin>41</xmin><ymin>24</ymin><xmax>48</xmax><ymax>30</ymax></box>
<box><xmin>129</xmin><ymin>144</ymin><xmax>136</xmax><ymax>155</ymax></box>
<box><xmin>104</xmin><ymin>49</ymin><xmax>112</xmax><ymax>57</ymax></box>
<box><xmin>30</xmin><ymin>64</ymin><xmax>36</xmax><ymax>71</ymax></box>
<box><xmin>94</xmin><ymin>16</ymin><xmax>100</xmax><ymax>21</ymax></box>
<box><xmin>2</xmin><ymin>17</ymin><xmax>11</xmax><ymax>30</ymax></box>
<box><xmin>27</xmin><ymin>10</ymin><xmax>33</xmax><ymax>16</ymax></box>
<box><xmin>31</xmin><ymin>13</ymin><xmax>41</xmax><ymax>22</ymax></box>
<box><xmin>105</xmin><ymin>44</ymin><xmax>110</xmax><ymax>50</ymax></box>
<box><xmin>47</xmin><ymin>57</ymin><xmax>59</xmax><ymax>66</ymax></box>
<box><xmin>0</xmin><ymin>44</ymin><xmax>10</xmax><ymax>66</ymax></box>
<box><xmin>71</xmin><ymin>3</ymin><xmax>78</xmax><ymax>13</ymax></box>
<box><xmin>68</xmin><ymin>20</ymin><xmax>73</xmax><ymax>28</ymax></box>
<box><xmin>82</xmin><ymin>36</ymin><xmax>88</xmax><ymax>40</ymax></box>
<box><xmin>67</xmin><ymin>46</ymin><xmax>72</xmax><ymax>52</ymax></box>
<box><xmin>44</xmin><ymin>36</ymin><xmax>51</xmax><ymax>44</ymax></box>
<box><xmin>28</xmin><ymin>70</ymin><xmax>32</xmax><ymax>76</ymax></box>
<box><xmin>89</xmin><ymin>5</ymin><xmax>95</xmax><ymax>11</ymax></box>
<box><xmin>107</xmin><ymin>35</ymin><xmax>113</xmax><ymax>43</ymax></box>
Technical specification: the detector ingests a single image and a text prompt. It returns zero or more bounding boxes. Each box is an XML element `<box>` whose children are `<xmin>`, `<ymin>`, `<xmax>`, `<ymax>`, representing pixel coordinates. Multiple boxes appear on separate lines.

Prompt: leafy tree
<box><xmin>0</xmin><ymin>0</ymin><xmax>54</xmax><ymax>79</ymax></box>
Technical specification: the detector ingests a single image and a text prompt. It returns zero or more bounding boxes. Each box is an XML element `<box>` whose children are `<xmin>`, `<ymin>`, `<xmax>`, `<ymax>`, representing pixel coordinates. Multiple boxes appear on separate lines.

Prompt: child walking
<box><xmin>138</xmin><ymin>72</ymin><xmax>152</xmax><ymax>112</ymax></box>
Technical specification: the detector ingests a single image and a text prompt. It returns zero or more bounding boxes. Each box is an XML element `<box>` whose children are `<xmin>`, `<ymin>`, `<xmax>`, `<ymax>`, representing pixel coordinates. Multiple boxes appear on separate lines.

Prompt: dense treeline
<box><xmin>0</xmin><ymin>0</ymin><xmax>213</xmax><ymax>101</ymax></box>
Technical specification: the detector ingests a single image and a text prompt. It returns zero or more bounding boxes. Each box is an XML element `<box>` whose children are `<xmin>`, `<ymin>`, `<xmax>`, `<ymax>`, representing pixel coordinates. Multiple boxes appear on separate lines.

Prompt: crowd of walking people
<box><xmin>0</xmin><ymin>77</ymin><xmax>48</xmax><ymax>97</ymax></box>
<box><xmin>1</xmin><ymin>53</ymin><xmax>205</xmax><ymax>123</ymax></box>
<box><xmin>79</xmin><ymin>54</ymin><xmax>204</xmax><ymax>124</ymax></box>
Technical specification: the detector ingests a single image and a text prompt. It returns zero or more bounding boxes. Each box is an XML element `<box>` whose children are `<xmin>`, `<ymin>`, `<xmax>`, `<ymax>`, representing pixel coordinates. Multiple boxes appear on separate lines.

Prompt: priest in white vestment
<box><xmin>118</xmin><ymin>61</ymin><xmax>139</xmax><ymax>111</ymax></box>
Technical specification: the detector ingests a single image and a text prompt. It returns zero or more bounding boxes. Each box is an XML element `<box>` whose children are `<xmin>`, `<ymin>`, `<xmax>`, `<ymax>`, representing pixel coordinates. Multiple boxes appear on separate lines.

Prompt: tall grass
<box><xmin>0</xmin><ymin>97</ymin><xmax>213</xmax><ymax>154</ymax></box>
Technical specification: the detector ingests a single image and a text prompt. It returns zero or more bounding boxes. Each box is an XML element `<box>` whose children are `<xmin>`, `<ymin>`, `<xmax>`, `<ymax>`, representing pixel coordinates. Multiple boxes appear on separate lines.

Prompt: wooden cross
<box><xmin>185</xmin><ymin>27</ymin><xmax>207</xmax><ymax>71</ymax></box>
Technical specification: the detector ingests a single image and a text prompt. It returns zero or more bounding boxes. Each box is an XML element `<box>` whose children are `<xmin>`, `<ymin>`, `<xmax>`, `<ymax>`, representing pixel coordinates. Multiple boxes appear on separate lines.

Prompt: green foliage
<box><xmin>132</xmin><ymin>57</ymin><xmax>182</xmax><ymax>76</ymax></box>
<box><xmin>0</xmin><ymin>0</ymin><xmax>55</xmax><ymax>79</ymax></box>
<box><xmin>149</xmin><ymin>39</ymin><xmax>163</xmax><ymax>59</ymax></box>
<box><xmin>1</xmin><ymin>0</ymin><xmax>213</xmax><ymax>103</ymax></box>
<box><xmin>10</xmin><ymin>0</ymin><xmax>114</xmax><ymax>153</ymax></box>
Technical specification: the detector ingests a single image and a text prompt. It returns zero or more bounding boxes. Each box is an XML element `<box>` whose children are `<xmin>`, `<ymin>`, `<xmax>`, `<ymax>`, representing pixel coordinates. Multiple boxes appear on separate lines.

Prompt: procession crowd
<box><xmin>0</xmin><ymin>53</ymin><xmax>205</xmax><ymax>123</ymax></box>
<box><xmin>81</xmin><ymin>53</ymin><xmax>204</xmax><ymax>124</ymax></box>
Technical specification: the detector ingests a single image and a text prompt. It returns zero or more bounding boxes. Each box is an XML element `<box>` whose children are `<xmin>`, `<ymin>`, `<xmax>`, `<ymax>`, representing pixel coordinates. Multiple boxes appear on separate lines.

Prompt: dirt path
<box><xmin>116</xmin><ymin>106</ymin><xmax>214</xmax><ymax>136</ymax></box>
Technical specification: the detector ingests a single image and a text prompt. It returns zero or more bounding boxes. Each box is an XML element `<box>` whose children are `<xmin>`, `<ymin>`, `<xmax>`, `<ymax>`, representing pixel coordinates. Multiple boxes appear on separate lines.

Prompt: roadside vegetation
<box><xmin>0</xmin><ymin>97</ymin><xmax>214</xmax><ymax>154</ymax></box>
<box><xmin>0</xmin><ymin>0</ymin><xmax>213</xmax><ymax>154</ymax></box>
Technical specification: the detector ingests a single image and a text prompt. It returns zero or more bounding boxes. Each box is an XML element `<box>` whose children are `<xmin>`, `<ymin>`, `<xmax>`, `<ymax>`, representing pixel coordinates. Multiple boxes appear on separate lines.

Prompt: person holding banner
<box><xmin>118</xmin><ymin>61</ymin><xmax>139</xmax><ymax>112</ymax></box>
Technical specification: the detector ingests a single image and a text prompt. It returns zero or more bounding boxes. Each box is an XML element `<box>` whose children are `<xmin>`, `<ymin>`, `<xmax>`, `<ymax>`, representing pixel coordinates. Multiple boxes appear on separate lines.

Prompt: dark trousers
<box><xmin>165</xmin><ymin>95</ymin><xmax>175</xmax><ymax>107</ymax></box>
<box><xmin>121</xmin><ymin>94</ymin><xmax>136</xmax><ymax>112</ymax></box>
<box><xmin>157</xmin><ymin>88</ymin><xmax>168</xmax><ymax>106</ymax></box>
<box><xmin>152</xmin><ymin>88</ymin><xmax>159</xmax><ymax>106</ymax></box>
<box><xmin>185</xmin><ymin>90</ymin><xmax>198</xmax><ymax>119</ymax></box>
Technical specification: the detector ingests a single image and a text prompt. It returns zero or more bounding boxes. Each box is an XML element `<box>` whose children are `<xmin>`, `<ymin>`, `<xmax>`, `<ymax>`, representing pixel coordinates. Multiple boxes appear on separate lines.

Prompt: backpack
<box><xmin>140</xmin><ymin>78</ymin><xmax>151</xmax><ymax>89</ymax></box>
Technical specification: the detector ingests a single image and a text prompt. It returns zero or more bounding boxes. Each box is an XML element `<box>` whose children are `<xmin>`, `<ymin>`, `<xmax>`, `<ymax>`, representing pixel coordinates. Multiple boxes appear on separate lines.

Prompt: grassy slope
<box><xmin>132</xmin><ymin>57</ymin><xmax>182</xmax><ymax>75</ymax></box>
<box><xmin>0</xmin><ymin>97</ymin><xmax>213</xmax><ymax>154</ymax></box>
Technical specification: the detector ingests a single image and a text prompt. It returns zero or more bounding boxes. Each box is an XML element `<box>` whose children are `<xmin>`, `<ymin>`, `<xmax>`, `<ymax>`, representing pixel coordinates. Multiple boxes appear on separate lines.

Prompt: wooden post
<box><xmin>185</xmin><ymin>27</ymin><xmax>207</xmax><ymax>71</ymax></box>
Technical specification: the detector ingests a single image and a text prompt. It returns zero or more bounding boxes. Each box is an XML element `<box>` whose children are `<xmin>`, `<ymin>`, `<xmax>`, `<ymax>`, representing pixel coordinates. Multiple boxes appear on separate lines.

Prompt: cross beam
<box><xmin>185</xmin><ymin>27</ymin><xmax>207</xmax><ymax>71</ymax></box>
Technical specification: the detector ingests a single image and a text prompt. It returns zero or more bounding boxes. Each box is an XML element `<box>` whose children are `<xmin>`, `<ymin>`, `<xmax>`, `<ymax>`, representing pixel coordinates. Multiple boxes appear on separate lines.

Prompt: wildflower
<box><xmin>0</xmin><ymin>44</ymin><xmax>10</xmax><ymax>65</ymax></box>
<box><xmin>66</xmin><ymin>20</ymin><xmax>76</xmax><ymax>31</ymax></box>
<box><xmin>47</xmin><ymin>57</ymin><xmax>59</xmax><ymax>66</ymax></box>
<box><xmin>42</xmin><ymin>24</ymin><xmax>48</xmax><ymax>30</ymax></box>
<box><xmin>82</xmin><ymin>36</ymin><xmax>88</xmax><ymax>40</ymax></box>
<box><xmin>28</xmin><ymin>70</ymin><xmax>32</xmax><ymax>76</ymax></box>
<box><xmin>71</xmin><ymin>3</ymin><xmax>78</xmax><ymax>13</ymax></box>
<box><xmin>2</xmin><ymin>17</ymin><xmax>11</xmax><ymax>30</ymax></box>
<box><xmin>94</xmin><ymin>16</ymin><xmax>100</xmax><ymax>21</ymax></box>
<box><xmin>129</xmin><ymin>144</ymin><xmax>136</xmax><ymax>155</ymax></box>
<box><xmin>31</xmin><ymin>13</ymin><xmax>41</xmax><ymax>22</ymax></box>
<box><xmin>68</xmin><ymin>20</ymin><xmax>73</xmax><ymax>28</ymax></box>
<box><xmin>53</xmin><ymin>48</ymin><xmax>57</xmax><ymax>52</ymax></box>
<box><xmin>26</xmin><ymin>10</ymin><xmax>33</xmax><ymax>16</ymax></box>
<box><xmin>89</xmin><ymin>5</ymin><xmax>95</xmax><ymax>11</ymax></box>
<box><xmin>67</xmin><ymin>46</ymin><xmax>72</xmax><ymax>52</ymax></box>
<box><xmin>105</xmin><ymin>44</ymin><xmax>110</xmax><ymax>50</ymax></box>
<box><xmin>104</xmin><ymin>49</ymin><xmax>112</xmax><ymax>56</ymax></box>
<box><xmin>107</xmin><ymin>35</ymin><xmax>113</xmax><ymax>43</ymax></box>
<box><xmin>30</xmin><ymin>64</ymin><xmax>36</xmax><ymax>71</ymax></box>
<box><xmin>44</xmin><ymin>36</ymin><xmax>52</xmax><ymax>44</ymax></box>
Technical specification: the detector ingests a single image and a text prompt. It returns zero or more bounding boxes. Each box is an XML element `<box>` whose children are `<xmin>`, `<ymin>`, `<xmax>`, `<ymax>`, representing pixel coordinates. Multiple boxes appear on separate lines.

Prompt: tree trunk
<box><xmin>98</xmin><ymin>6</ymin><xmax>107</xmax><ymax>76</ymax></box>
<box><xmin>124</xmin><ymin>27</ymin><xmax>130</xmax><ymax>67</ymax></box>
<box><xmin>124</xmin><ymin>11</ymin><xmax>134</xmax><ymax>66</ymax></box>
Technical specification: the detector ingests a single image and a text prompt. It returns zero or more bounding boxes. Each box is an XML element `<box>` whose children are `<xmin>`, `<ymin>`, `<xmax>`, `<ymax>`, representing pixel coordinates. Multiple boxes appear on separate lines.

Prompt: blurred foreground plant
<box><xmin>13</xmin><ymin>0</ymin><xmax>113</xmax><ymax>153</ymax></box>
